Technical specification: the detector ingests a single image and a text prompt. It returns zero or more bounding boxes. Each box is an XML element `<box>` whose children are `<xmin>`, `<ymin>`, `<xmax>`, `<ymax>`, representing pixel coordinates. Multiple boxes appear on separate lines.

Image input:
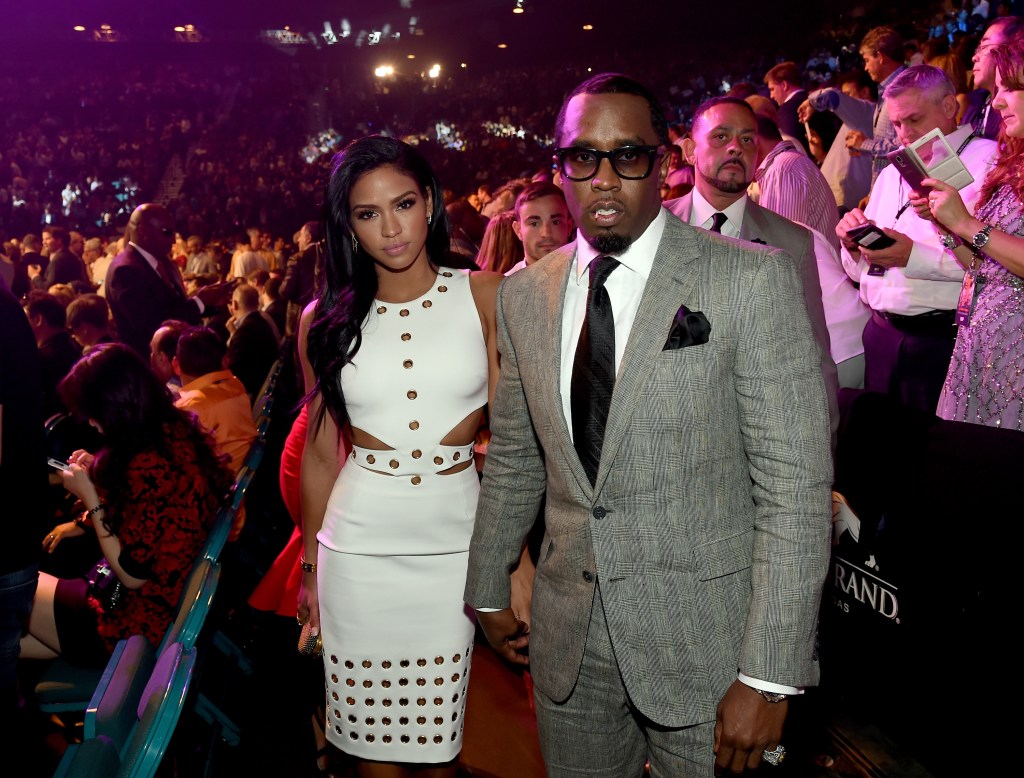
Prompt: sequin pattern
<box><xmin>937</xmin><ymin>184</ymin><xmax>1024</xmax><ymax>429</ymax></box>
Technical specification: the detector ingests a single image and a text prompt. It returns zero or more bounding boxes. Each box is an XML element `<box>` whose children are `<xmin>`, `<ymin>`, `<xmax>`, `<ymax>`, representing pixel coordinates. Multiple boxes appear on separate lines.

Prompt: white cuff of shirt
<box><xmin>475</xmin><ymin>607</ymin><xmax>501</xmax><ymax>613</ymax></box>
<box><xmin>738</xmin><ymin>672</ymin><xmax>802</xmax><ymax>696</ymax></box>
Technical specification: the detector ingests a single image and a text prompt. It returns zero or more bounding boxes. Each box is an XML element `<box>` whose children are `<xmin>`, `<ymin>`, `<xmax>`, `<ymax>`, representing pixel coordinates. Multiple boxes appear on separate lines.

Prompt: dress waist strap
<box><xmin>350</xmin><ymin>443</ymin><xmax>476</xmax><ymax>477</ymax></box>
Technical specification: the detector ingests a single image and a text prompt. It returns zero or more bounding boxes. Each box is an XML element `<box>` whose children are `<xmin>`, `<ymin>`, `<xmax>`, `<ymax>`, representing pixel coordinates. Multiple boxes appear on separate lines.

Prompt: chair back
<box><xmin>84</xmin><ymin>635</ymin><xmax>156</xmax><ymax>746</ymax></box>
<box><xmin>158</xmin><ymin>556</ymin><xmax>221</xmax><ymax>654</ymax></box>
<box><xmin>118</xmin><ymin>641</ymin><xmax>198</xmax><ymax>778</ymax></box>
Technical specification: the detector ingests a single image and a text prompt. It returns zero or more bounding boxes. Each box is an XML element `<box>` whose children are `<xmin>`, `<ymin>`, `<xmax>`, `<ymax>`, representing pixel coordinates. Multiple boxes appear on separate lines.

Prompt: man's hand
<box><xmin>837</xmin><ymin>208</ymin><xmax>869</xmax><ymax>254</ymax></box>
<box><xmin>477</xmin><ymin>608</ymin><xmax>530</xmax><ymax>667</ymax></box>
<box><xmin>27</xmin><ymin>263</ymin><xmax>41</xmax><ymax>280</ymax></box>
<box><xmin>845</xmin><ymin>129</ymin><xmax>867</xmax><ymax>152</ymax></box>
<box><xmin>797</xmin><ymin>99</ymin><xmax>815</xmax><ymax>123</ymax></box>
<box><xmin>713</xmin><ymin>681</ymin><xmax>787</xmax><ymax>775</ymax></box>
<box><xmin>860</xmin><ymin>228</ymin><xmax>913</xmax><ymax>269</ymax></box>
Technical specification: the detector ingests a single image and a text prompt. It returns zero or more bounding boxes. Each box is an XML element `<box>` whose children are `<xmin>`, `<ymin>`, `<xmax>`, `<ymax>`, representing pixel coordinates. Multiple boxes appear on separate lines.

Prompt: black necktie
<box><xmin>710</xmin><ymin>212</ymin><xmax>728</xmax><ymax>233</ymax></box>
<box><xmin>571</xmin><ymin>256</ymin><xmax>619</xmax><ymax>486</ymax></box>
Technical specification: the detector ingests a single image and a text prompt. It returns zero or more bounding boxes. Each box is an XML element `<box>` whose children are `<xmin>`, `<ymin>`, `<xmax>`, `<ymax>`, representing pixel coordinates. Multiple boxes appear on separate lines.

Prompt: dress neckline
<box><xmin>374</xmin><ymin>269</ymin><xmax>441</xmax><ymax>305</ymax></box>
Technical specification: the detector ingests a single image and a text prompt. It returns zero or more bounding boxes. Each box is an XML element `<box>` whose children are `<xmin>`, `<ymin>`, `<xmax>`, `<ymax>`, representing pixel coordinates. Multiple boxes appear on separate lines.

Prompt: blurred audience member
<box><xmin>66</xmin><ymin>294</ymin><xmax>115</xmax><ymax>354</ymax></box>
<box><xmin>23</xmin><ymin>291</ymin><xmax>81</xmax><ymax>420</ymax></box>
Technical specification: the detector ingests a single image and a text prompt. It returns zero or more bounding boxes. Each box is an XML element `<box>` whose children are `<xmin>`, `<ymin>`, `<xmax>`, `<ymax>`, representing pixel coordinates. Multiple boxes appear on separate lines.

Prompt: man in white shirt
<box><xmin>506</xmin><ymin>181</ymin><xmax>574</xmax><ymax>275</ymax></box>
<box><xmin>836</xmin><ymin>65</ymin><xmax>998</xmax><ymax>414</ymax></box>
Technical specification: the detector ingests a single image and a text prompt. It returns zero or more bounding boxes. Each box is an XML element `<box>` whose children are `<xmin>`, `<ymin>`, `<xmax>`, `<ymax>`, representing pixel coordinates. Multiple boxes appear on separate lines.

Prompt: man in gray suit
<box><xmin>665</xmin><ymin>96</ymin><xmax>839</xmax><ymax>443</ymax></box>
<box><xmin>465</xmin><ymin>73</ymin><xmax>833</xmax><ymax>776</ymax></box>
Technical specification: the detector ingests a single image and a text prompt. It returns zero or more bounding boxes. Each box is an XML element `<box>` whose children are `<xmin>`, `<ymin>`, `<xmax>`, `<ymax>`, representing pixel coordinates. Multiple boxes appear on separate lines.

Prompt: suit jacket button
<box><xmin>582</xmin><ymin>571</ymin><xmax>594</xmax><ymax>583</ymax></box>
<box><xmin>592</xmin><ymin>506</ymin><xmax>606</xmax><ymax>520</ymax></box>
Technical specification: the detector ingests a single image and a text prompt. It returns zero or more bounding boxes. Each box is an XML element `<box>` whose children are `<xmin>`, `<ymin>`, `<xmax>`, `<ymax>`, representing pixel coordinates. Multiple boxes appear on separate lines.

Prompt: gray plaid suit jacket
<box><xmin>465</xmin><ymin>210</ymin><xmax>833</xmax><ymax>727</ymax></box>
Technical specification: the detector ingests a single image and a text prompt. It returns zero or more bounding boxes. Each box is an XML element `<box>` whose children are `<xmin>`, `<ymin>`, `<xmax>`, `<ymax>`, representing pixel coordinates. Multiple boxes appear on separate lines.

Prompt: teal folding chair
<box><xmin>35</xmin><ymin>555</ymin><xmax>220</xmax><ymax>717</ymax></box>
<box><xmin>52</xmin><ymin>640</ymin><xmax>199</xmax><ymax>778</ymax></box>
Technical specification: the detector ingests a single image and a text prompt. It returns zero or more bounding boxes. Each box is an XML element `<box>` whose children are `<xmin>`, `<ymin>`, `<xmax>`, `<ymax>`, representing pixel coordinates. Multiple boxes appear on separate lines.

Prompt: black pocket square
<box><xmin>663</xmin><ymin>305</ymin><xmax>711</xmax><ymax>350</ymax></box>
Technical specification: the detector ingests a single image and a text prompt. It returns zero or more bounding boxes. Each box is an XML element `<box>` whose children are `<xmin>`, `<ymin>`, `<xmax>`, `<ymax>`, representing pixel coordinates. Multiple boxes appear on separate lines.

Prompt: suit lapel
<box><xmin>594</xmin><ymin>216</ymin><xmax>703</xmax><ymax>494</ymax></box>
<box><xmin>738</xmin><ymin>199</ymin><xmax>771</xmax><ymax>244</ymax></box>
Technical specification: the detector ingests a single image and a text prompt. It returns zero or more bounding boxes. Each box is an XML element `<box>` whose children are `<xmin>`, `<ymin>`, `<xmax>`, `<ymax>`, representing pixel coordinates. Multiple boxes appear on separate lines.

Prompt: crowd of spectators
<box><xmin>0</xmin><ymin>2</ymin><xmax>1000</xmax><ymax>261</ymax></box>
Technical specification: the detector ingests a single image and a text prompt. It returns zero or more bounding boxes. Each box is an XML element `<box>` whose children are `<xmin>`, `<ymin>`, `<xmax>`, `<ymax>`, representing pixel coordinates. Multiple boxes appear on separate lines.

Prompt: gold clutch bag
<box><xmin>297</xmin><ymin>622</ymin><xmax>323</xmax><ymax>657</ymax></box>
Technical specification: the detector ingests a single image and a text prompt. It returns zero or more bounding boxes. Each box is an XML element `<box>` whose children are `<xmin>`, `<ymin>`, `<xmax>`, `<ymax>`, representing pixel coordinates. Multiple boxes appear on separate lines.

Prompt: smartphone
<box><xmin>885</xmin><ymin>149</ymin><xmax>931</xmax><ymax>194</ymax></box>
<box><xmin>846</xmin><ymin>222</ymin><xmax>896</xmax><ymax>250</ymax></box>
<box><xmin>48</xmin><ymin>458</ymin><xmax>71</xmax><ymax>472</ymax></box>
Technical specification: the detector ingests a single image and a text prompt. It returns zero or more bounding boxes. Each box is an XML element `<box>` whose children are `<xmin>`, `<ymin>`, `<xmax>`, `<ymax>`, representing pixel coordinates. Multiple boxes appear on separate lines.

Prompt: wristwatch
<box><xmin>940</xmin><ymin>233</ymin><xmax>960</xmax><ymax>250</ymax></box>
<box><xmin>754</xmin><ymin>689</ymin><xmax>789</xmax><ymax>703</ymax></box>
<box><xmin>972</xmin><ymin>224</ymin><xmax>995</xmax><ymax>250</ymax></box>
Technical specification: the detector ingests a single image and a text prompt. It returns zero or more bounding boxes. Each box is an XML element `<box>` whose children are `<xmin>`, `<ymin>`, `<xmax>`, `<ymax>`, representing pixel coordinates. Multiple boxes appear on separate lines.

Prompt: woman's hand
<box><xmin>42</xmin><ymin>520</ymin><xmax>85</xmax><ymax>553</ymax></box>
<box><xmin>60</xmin><ymin>449</ymin><xmax>102</xmax><ymax>507</ymax></box>
<box><xmin>922</xmin><ymin>178</ymin><xmax>973</xmax><ymax>234</ymax></box>
<box><xmin>297</xmin><ymin>569</ymin><xmax>320</xmax><ymax>633</ymax></box>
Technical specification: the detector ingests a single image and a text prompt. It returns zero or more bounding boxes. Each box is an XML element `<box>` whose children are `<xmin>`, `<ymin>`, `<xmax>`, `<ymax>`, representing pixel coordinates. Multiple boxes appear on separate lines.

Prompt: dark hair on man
<box><xmin>48</xmin><ymin>226</ymin><xmax>70</xmax><ymax>248</ymax></box>
<box><xmin>764</xmin><ymin>61</ymin><xmax>802</xmax><ymax>86</ymax></box>
<box><xmin>176</xmin><ymin>326</ymin><xmax>227</xmax><ymax>378</ymax></box>
<box><xmin>861</xmin><ymin>26</ymin><xmax>905</xmax><ymax>63</ymax></box>
<box><xmin>837</xmin><ymin>69</ymin><xmax>877</xmax><ymax>99</ymax></box>
<box><xmin>153</xmin><ymin>319</ymin><xmax>191</xmax><ymax>360</ymax></box>
<box><xmin>513</xmin><ymin>181</ymin><xmax>567</xmax><ymax>220</ymax></box>
<box><xmin>755</xmin><ymin>114</ymin><xmax>783</xmax><ymax>142</ymax></box>
<box><xmin>247</xmin><ymin>268</ymin><xmax>270</xmax><ymax>287</ymax></box>
<box><xmin>22</xmin><ymin>233</ymin><xmax>40</xmax><ymax>252</ymax></box>
<box><xmin>554</xmin><ymin>72</ymin><xmax>669</xmax><ymax>147</ymax></box>
<box><xmin>264</xmin><ymin>275</ymin><xmax>282</xmax><ymax>300</ymax></box>
<box><xmin>690</xmin><ymin>96</ymin><xmax>758</xmax><ymax>134</ymax></box>
<box><xmin>725</xmin><ymin>81</ymin><xmax>760</xmax><ymax>99</ymax></box>
<box><xmin>987</xmin><ymin>14</ymin><xmax>1024</xmax><ymax>43</ymax></box>
<box><xmin>24</xmin><ymin>291</ymin><xmax>67</xmax><ymax>327</ymax></box>
<box><xmin>66</xmin><ymin>293</ymin><xmax>109</xmax><ymax>330</ymax></box>
<box><xmin>309</xmin><ymin>135</ymin><xmax>450</xmax><ymax>433</ymax></box>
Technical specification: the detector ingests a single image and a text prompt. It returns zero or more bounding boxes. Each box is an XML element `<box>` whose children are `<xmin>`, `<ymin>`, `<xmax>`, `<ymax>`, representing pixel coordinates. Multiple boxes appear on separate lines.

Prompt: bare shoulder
<box><xmin>469</xmin><ymin>269</ymin><xmax>503</xmax><ymax>296</ymax></box>
<box><xmin>298</xmin><ymin>299</ymin><xmax>318</xmax><ymax>353</ymax></box>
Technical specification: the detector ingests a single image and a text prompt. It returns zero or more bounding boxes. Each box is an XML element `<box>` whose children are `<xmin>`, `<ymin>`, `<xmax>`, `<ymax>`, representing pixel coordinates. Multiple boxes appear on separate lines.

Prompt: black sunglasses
<box><xmin>553</xmin><ymin>145</ymin><xmax>665</xmax><ymax>182</ymax></box>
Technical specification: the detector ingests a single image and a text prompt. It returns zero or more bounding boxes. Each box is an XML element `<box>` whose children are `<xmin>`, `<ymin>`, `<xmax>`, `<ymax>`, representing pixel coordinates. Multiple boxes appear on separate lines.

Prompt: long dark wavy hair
<box><xmin>306</xmin><ymin>135</ymin><xmax>450</xmax><ymax>434</ymax></box>
<box><xmin>980</xmin><ymin>41</ymin><xmax>1024</xmax><ymax>209</ymax></box>
<box><xmin>57</xmin><ymin>343</ymin><xmax>232</xmax><ymax>535</ymax></box>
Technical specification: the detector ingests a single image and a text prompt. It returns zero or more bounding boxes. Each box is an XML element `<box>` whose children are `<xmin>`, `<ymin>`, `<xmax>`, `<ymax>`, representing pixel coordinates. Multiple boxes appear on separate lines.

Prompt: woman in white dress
<box><xmin>296</xmin><ymin>135</ymin><xmax>502</xmax><ymax>777</ymax></box>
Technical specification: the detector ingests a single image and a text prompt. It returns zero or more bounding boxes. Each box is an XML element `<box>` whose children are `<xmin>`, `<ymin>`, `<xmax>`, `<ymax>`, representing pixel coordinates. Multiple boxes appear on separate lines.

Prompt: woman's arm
<box><xmin>297</xmin><ymin>301</ymin><xmax>342</xmax><ymax>631</ymax></box>
<box><xmin>920</xmin><ymin>178</ymin><xmax>1024</xmax><ymax>277</ymax></box>
<box><xmin>60</xmin><ymin>453</ymin><xmax>147</xmax><ymax>589</ymax></box>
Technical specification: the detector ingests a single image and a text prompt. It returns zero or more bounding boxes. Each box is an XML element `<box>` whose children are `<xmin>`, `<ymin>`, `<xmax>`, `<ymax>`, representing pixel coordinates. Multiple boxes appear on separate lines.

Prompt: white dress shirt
<box><xmin>686</xmin><ymin>190</ymin><xmax>748</xmax><ymax>239</ymax></box>
<box><xmin>559</xmin><ymin>208</ymin><xmax>665</xmax><ymax>438</ymax></box>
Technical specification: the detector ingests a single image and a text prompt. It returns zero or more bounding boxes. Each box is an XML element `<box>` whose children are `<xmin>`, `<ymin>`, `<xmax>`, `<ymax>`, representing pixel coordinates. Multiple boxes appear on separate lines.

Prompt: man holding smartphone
<box><xmin>835</xmin><ymin>65</ymin><xmax>997</xmax><ymax>414</ymax></box>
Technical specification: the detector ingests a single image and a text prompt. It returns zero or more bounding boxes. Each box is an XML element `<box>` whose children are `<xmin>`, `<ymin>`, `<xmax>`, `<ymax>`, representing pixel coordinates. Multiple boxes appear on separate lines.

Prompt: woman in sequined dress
<box><xmin>915</xmin><ymin>41</ymin><xmax>1024</xmax><ymax>430</ymax></box>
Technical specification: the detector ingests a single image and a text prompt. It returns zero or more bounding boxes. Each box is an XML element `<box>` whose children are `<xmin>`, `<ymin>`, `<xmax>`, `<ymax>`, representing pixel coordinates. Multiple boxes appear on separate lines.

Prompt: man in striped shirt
<box><xmin>749</xmin><ymin>114</ymin><xmax>841</xmax><ymax>254</ymax></box>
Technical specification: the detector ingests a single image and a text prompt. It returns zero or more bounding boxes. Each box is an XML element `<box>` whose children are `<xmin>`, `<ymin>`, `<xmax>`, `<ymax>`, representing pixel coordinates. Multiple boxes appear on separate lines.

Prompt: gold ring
<box><xmin>47</xmin><ymin>534</ymin><xmax>55</xmax><ymax>541</ymax></box>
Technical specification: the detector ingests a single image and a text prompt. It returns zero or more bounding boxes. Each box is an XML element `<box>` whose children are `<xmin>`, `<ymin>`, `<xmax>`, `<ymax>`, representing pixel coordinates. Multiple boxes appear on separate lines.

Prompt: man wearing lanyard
<box><xmin>836</xmin><ymin>66</ymin><xmax>998</xmax><ymax>414</ymax></box>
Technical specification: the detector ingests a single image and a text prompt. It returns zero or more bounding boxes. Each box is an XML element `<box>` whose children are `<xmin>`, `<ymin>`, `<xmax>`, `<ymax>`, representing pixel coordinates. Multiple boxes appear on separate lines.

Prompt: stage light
<box><xmin>428</xmin><ymin>64</ymin><xmax>441</xmax><ymax>78</ymax></box>
<box><xmin>73</xmin><ymin>25</ymin><xmax>85</xmax><ymax>32</ymax></box>
<box><xmin>497</xmin><ymin>43</ymin><xmax>507</xmax><ymax>49</ymax></box>
<box><xmin>583</xmin><ymin>24</ymin><xmax>593</xmax><ymax>31</ymax></box>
